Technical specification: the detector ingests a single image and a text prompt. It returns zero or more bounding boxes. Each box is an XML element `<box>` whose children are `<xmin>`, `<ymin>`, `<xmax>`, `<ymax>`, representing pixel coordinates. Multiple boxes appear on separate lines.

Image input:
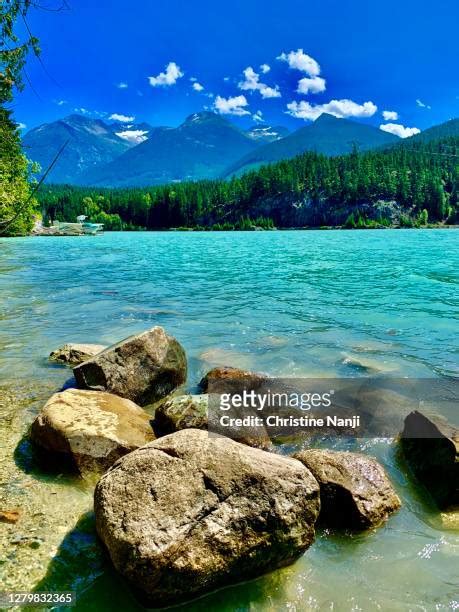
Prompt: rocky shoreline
<box><xmin>29</xmin><ymin>223</ymin><xmax>459</xmax><ymax>236</ymax></box>
<box><xmin>13</xmin><ymin>326</ymin><xmax>455</xmax><ymax>607</ymax></box>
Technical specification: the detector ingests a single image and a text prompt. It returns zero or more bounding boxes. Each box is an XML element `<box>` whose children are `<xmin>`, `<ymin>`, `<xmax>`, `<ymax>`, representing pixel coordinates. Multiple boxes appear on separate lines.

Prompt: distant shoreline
<box><xmin>25</xmin><ymin>223</ymin><xmax>459</xmax><ymax>237</ymax></box>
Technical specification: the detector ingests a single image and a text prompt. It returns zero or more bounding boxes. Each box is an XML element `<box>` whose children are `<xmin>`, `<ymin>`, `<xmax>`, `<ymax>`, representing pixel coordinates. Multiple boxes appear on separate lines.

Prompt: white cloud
<box><xmin>223</xmin><ymin>76</ymin><xmax>230</xmax><ymax>82</ymax></box>
<box><xmin>190</xmin><ymin>77</ymin><xmax>197</xmax><ymax>82</ymax></box>
<box><xmin>238</xmin><ymin>67</ymin><xmax>261</xmax><ymax>91</ymax></box>
<box><xmin>260</xmin><ymin>64</ymin><xmax>270</xmax><ymax>74</ymax></box>
<box><xmin>192</xmin><ymin>82</ymin><xmax>204</xmax><ymax>92</ymax></box>
<box><xmin>252</xmin><ymin>110</ymin><xmax>264</xmax><ymax>123</ymax></box>
<box><xmin>297</xmin><ymin>76</ymin><xmax>326</xmax><ymax>95</ymax></box>
<box><xmin>17</xmin><ymin>122</ymin><xmax>27</xmax><ymax>129</ymax></box>
<box><xmin>109</xmin><ymin>113</ymin><xmax>135</xmax><ymax>122</ymax></box>
<box><xmin>416</xmin><ymin>98</ymin><xmax>431</xmax><ymax>109</ymax></box>
<box><xmin>117</xmin><ymin>82</ymin><xmax>128</xmax><ymax>89</ymax></box>
<box><xmin>238</xmin><ymin>66</ymin><xmax>281</xmax><ymax>99</ymax></box>
<box><xmin>55</xmin><ymin>99</ymin><xmax>67</xmax><ymax>106</ymax></box>
<box><xmin>277</xmin><ymin>49</ymin><xmax>321</xmax><ymax>76</ymax></box>
<box><xmin>214</xmin><ymin>94</ymin><xmax>250</xmax><ymax>116</ymax></box>
<box><xmin>260</xmin><ymin>85</ymin><xmax>281</xmax><ymax>99</ymax></box>
<box><xmin>278</xmin><ymin>49</ymin><xmax>325</xmax><ymax>97</ymax></box>
<box><xmin>286</xmin><ymin>99</ymin><xmax>378</xmax><ymax>121</ymax></box>
<box><xmin>115</xmin><ymin>129</ymin><xmax>149</xmax><ymax>144</ymax></box>
<box><xmin>72</xmin><ymin>108</ymin><xmax>107</xmax><ymax>117</ymax></box>
<box><xmin>380</xmin><ymin>123</ymin><xmax>420</xmax><ymax>138</ymax></box>
<box><xmin>382</xmin><ymin>110</ymin><xmax>398</xmax><ymax>121</ymax></box>
<box><xmin>148</xmin><ymin>62</ymin><xmax>184</xmax><ymax>87</ymax></box>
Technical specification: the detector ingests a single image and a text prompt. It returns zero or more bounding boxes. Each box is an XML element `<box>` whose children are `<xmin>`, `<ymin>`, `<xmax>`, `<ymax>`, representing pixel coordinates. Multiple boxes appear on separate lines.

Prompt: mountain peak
<box><xmin>23</xmin><ymin>114</ymin><xmax>133</xmax><ymax>184</ymax></box>
<box><xmin>77</xmin><ymin>111</ymin><xmax>259</xmax><ymax>187</ymax></box>
<box><xmin>183</xmin><ymin>111</ymin><xmax>224</xmax><ymax>126</ymax></box>
<box><xmin>314</xmin><ymin>113</ymin><xmax>342</xmax><ymax>124</ymax></box>
<box><xmin>62</xmin><ymin>113</ymin><xmax>98</xmax><ymax>125</ymax></box>
<box><xmin>225</xmin><ymin>113</ymin><xmax>400</xmax><ymax>177</ymax></box>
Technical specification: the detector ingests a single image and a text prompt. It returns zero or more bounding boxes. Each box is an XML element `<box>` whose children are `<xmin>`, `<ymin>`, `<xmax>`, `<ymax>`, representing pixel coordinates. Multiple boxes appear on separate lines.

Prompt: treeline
<box><xmin>0</xmin><ymin>108</ymin><xmax>38</xmax><ymax>236</ymax></box>
<box><xmin>0</xmin><ymin>2</ymin><xmax>40</xmax><ymax>237</ymax></box>
<box><xmin>37</xmin><ymin>136</ymin><xmax>459</xmax><ymax>230</ymax></box>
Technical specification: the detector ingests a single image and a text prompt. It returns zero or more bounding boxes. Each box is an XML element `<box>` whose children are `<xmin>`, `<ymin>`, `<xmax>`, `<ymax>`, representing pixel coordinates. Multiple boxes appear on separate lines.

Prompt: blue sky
<box><xmin>13</xmin><ymin>0</ymin><xmax>459</xmax><ymax>137</ymax></box>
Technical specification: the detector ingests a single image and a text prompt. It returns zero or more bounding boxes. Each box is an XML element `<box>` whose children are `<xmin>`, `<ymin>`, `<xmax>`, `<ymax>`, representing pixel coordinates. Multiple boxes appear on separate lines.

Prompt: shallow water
<box><xmin>0</xmin><ymin>229</ymin><xmax>458</xmax><ymax>610</ymax></box>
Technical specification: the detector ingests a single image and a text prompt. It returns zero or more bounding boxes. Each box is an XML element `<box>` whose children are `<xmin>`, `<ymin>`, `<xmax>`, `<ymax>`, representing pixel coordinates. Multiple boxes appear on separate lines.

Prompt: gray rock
<box><xmin>294</xmin><ymin>449</ymin><xmax>401</xmax><ymax>529</ymax></box>
<box><xmin>154</xmin><ymin>394</ymin><xmax>208</xmax><ymax>434</ymax></box>
<box><xmin>49</xmin><ymin>343</ymin><xmax>107</xmax><ymax>366</ymax></box>
<box><xmin>154</xmin><ymin>394</ymin><xmax>272</xmax><ymax>450</ymax></box>
<box><xmin>73</xmin><ymin>326</ymin><xmax>187</xmax><ymax>405</ymax></box>
<box><xmin>401</xmin><ymin>411</ymin><xmax>458</xmax><ymax>509</ymax></box>
<box><xmin>30</xmin><ymin>389</ymin><xmax>155</xmax><ymax>475</ymax></box>
<box><xmin>95</xmin><ymin>429</ymin><xmax>320</xmax><ymax>607</ymax></box>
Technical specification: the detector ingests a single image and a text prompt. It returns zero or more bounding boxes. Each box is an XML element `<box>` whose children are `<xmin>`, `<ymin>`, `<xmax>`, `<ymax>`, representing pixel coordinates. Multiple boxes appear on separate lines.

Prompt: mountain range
<box><xmin>224</xmin><ymin>113</ymin><xmax>399</xmax><ymax>177</ymax></box>
<box><xmin>22</xmin><ymin>112</ymin><xmax>459</xmax><ymax>188</ymax></box>
<box><xmin>79</xmin><ymin>112</ymin><xmax>264</xmax><ymax>187</ymax></box>
<box><xmin>22</xmin><ymin>114</ymin><xmax>153</xmax><ymax>184</ymax></box>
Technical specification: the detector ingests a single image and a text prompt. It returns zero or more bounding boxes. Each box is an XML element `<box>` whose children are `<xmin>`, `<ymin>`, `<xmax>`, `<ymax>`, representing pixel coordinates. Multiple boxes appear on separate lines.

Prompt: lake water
<box><xmin>0</xmin><ymin>229</ymin><xmax>458</xmax><ymax>610</ymax></box>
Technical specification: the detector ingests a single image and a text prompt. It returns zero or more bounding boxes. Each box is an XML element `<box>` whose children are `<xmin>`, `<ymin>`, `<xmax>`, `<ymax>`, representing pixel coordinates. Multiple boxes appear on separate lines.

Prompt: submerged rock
<box><xmin>199</xmin><ymin>366</ymin><xmax>266</xmax><ymax>392</ymax></box>
<box><xmin>401</xmin><ymin>411</ymin><xmax>458</xmax><ymax>509</ymax></box>
<box><xmin>198</xmin><ymin>348</ymin><xmax>255</xmax><ymax>371</ymax></box>
<box><xmin>340</xmin><ymin>353</ymin><xmax>397</xmax><ymax>375</ymax></box>
<box><xmin>154</xmin><ymin>394</ymin><xmax>272</xmax><ymax>450</ymax></box>
<box><xmin>49</xmin><ymin>343</ymin><xmax>107</xmax><ymax>366</ymax></box>
<box><xmin>73</xmin><ymin>326</ymin><xmax>187</xmax><ymax>405</ymax></box>
<box><xmin>94</xmin><ymin>429</ymin><xmax>320</xmax><ymax>607</ymax></box>
<box><xmin>293</xmin><ymin>449</ymin><xmax>401</xmax><ymax>529</ymax></box>
<box><xmin>30</xmin><ymin>389</ymin><xmax>155</xmax><ymax>475</ymax></box>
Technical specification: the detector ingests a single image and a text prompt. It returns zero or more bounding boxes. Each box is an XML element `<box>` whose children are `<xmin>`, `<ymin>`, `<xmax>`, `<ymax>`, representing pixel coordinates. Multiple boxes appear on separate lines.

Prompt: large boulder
<box><xmin>30</xmin><ymin>389</ymin><xmax>155</xmax><ymax>475</ymax></box>
<box><xmin>401</xmin><ymin>411</ymin><xmax>458</xmax><ymax>509</ymax></box>
<box><xmin>49</xmin><ymin>343</ymin><xmax>107</xmax><ymax>366</ymax></box>
<box><xmin>294</xmin><ymin>449</ymin><xmax>401</xmax><ymax>529</ymax></box>
<box><xmin>95</xmin><ymin>429</ymin><xmax>320</xmax><ymax>607</ymax></box>
<box><xmin>199</xmin><ymin>366</ymin><xmax>266</xmax><ymax>392</ymax></box>
<box><xmin>73</xmin><ymin>326</ymin><xmax>187</xmax><ymax>405</ymax></box>
<box><xmin>153</xmin><ymin>394</ymin><xmax>272</xmax><ymax>450</ymax></box>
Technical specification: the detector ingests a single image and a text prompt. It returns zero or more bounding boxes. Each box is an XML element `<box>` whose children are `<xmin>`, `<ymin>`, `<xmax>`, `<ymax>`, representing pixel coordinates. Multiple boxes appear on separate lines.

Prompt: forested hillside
<box><xmin>224</xmin><ymin>113</ymin><xmax>399</xmax><ymax>177</ymax></box>
<box><xmin>37</xmin><ymin>135</ymin><xmax>458</xmax><ymax>230</ymax></box>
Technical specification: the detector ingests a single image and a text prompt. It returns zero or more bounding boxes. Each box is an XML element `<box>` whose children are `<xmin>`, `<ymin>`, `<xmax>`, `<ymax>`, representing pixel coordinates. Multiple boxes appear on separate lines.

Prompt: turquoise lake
<box><xmin>0</xmin><ymin>229</ymin><xmax>458</xmax><ymax>610</ymax></box>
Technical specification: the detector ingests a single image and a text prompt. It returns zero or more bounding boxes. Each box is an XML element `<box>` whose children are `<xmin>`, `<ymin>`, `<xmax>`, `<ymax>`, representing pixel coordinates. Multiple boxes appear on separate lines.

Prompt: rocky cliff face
<box><xmin>200</xmin><ymin>190</ymin><xmax>405</xmax><ymax>228</ymax></box>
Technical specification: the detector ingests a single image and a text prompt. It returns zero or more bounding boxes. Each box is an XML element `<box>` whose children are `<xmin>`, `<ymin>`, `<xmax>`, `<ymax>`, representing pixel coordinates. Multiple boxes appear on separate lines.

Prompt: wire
<box><xmin>21</xmin><ymin>10</ymin><xmax>63</xmax><ymax>89</ymax></box>
<box><xmin>402</xmin><ymin>150</ymin><xmax>459</xmax><ymax>158</ymax></box>
<box><xmin>30</xmin><ymin>1</ymin><xmax>71</xmax><ymax>12</ymax></box>
<box><xmin>2</xmin><ymin>41</ymin><xmax>42</xmax><ymax>100</ymax></box>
